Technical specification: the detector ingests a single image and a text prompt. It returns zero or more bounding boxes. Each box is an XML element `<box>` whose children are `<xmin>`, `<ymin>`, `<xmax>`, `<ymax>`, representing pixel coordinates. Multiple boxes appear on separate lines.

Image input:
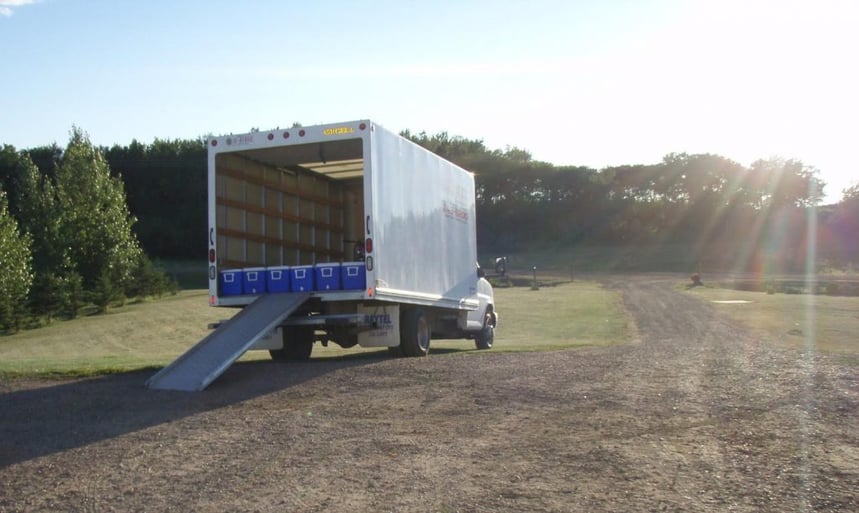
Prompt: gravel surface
<box><xmin>1</xmin><ymin>275</ymin><xmax>857</xmax><ymax>512</ymax></box>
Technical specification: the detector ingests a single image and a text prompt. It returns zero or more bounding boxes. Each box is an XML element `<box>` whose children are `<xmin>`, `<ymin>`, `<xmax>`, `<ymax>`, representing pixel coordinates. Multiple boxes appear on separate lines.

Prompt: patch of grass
<box><xmin>484</xmin><ymin>244</ymin><xmax>702</xmax><ymax>274</ymax></box>
<box><xmin>438</xmin><ymin>281</ymin><xmax>632</xmax><ymax>353</ymax></box>
<box><xmin>0</xmin><ymin>290</ymin><xmax>233</xmax><ymax>379</ymax></box>
<box><xmin>715</xmin><ymin>277</ymin><xmax>859</xmax><ymax>297</ymax></box>
<box><xmin>0</xmin><ymin>282</ymin><xmax>633</xmax><ymax>378</ymax></box>
<box><xmin>686</xmin><ymin>286</ymin><xmax>859</xmax><ymax>356</ymax></box>
<box><xmin>482</xmin><ymin>245</ymin><xmax>859</xmax><ymax>275</ymax></box>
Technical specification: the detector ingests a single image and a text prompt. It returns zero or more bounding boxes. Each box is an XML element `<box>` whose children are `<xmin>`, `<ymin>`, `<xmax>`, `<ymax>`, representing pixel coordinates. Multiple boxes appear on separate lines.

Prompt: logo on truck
<box><xmin>323</xmin><ymin>126</ymin><xmax>356</xmax><ymax>136</ymax></box>
<box><xmin>443</xmin><ymin>200</ymin><xmax>469</xmax><ymax>223</ymax></box>
<box><xmin>225</xmin><ymin>134</ymin><xmax>254</xmax><ymax>146</ymax></box>
<box><xmin>358</xmin><ymin>305</ymin><xmax>400</xmax><ymax>347</ymax></box>
<box><xmin>364</xmin><ymin>312</ymin><xmax>393</xmax><ymax>327</ymax></box>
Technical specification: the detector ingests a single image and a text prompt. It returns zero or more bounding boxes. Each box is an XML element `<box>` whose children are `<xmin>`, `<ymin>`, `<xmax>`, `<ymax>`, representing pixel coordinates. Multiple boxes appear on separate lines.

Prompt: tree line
<box><xmin>0</xmin><ymin>129</ymin><xmax>176</xmax><ymax>332</ymax></box>
<box><xmin>402</xmin><ymin>131</ymin><xmax>856</xmax><ymax>272</ymax></box>
<box><xmin>2</xmin><ymin>127</ymin><xmax>857</xmax><ymax>330</ymax></box>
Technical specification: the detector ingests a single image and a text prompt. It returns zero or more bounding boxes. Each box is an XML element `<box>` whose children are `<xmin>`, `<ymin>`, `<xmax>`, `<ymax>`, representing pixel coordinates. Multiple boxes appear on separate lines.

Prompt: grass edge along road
<box><xmin>685</xmin><ymin>284</ymin><xmax>859</xmax><ymax>357</ymax></box>
<box><xmin>0</xmin><ymin>281</ymin><xmax>632</xmax><ymax>379</ymax></box>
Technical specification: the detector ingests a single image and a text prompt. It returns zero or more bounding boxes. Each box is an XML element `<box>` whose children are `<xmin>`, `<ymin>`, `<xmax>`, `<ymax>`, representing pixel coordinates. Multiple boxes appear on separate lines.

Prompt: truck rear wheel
<box><xmin>400</xmin><ymin>309</ymin><xmax>430</xmax><ymax>357</ymax></box>
<box><xmin>270</xmin><ymin>325</ymin><xmax>314</xmax><ymax>361</ymax></box>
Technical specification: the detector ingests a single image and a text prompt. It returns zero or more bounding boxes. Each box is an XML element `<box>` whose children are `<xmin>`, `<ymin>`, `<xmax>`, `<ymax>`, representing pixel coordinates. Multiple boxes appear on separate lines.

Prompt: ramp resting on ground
<box><xmin>146</xmin><ymin>293</ymin><xmax>311</xmax><ymax>391</ymax></box>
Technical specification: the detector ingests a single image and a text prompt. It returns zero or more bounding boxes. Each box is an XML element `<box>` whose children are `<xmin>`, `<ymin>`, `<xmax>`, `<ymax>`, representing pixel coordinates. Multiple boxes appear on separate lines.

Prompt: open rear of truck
<box><xmin>207</xmin><ymin>120</ymin><xmax>479</xmax><ymax>308</ymax></box>
<box><xmin>209</xmin><ymin>125</ymin><xmax>368</xmax><ymax>306</ymax></box>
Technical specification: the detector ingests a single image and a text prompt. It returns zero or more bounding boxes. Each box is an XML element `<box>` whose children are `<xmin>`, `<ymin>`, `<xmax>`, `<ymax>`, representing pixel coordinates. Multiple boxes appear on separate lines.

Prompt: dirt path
<box><xmin>1</xmin><ymin>275</ymin><xmax>857</xmax><ymax>512</ymax></box>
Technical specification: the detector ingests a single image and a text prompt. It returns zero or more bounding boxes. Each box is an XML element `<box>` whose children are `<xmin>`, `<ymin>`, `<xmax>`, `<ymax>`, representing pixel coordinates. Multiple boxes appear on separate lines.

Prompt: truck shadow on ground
<box><xmin>0</xmin><ymin>350</ymin><xmax>435</xmax><ymax>468</ymax></box>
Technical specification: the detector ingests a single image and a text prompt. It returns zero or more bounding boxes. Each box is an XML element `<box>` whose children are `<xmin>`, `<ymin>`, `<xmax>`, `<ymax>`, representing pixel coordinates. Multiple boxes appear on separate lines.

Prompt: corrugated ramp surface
<box><xmin>146</xmin><ymin>293</ymin><xmax>310</xmax><ymax>391</ymax></box>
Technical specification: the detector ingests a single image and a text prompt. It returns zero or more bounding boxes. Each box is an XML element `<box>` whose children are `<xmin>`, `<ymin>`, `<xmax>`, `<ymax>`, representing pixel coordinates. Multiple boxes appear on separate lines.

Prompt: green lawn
<box><xmin>472</xmin><ymin>281</ymin><xmax>632</xmax><ymax>352</ymax></box>
<box><xmin>0</xmin><ymin>282</ymin><xmax>632</xmax><ymax>378</ymax></box>
<box><xmin>686</xmin><ymin>285</ymin><xmax>859</xmax><ymax>356</ymax></box>
<box><xmin>0</xmin><ymin>291</ymin><xmax>231</xmax><ymax>377</ymax></box>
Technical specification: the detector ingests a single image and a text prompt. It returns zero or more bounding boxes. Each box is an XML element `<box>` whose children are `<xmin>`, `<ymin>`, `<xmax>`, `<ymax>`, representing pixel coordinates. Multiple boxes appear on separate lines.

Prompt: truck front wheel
<box><xmin>270</xmin><ymin>325</ymin><xmax>314</xmax><ymax>361</ymax></box>
<box><xmin>400</xmin><ymin>309</ymin><xmax>430</xmax><ymax>357</ymax></box>
<box><xmin>474</xmin><ymin>309</ymin><xmax>495</xmax><ymax>350</ymax></box>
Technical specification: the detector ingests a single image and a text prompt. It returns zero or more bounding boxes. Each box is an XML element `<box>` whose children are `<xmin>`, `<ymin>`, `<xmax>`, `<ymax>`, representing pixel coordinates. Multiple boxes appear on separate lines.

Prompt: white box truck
<box><xmin>147</xmin><ymin>120</ymin><xmax>497</xmax><ymax>391</ymax></box>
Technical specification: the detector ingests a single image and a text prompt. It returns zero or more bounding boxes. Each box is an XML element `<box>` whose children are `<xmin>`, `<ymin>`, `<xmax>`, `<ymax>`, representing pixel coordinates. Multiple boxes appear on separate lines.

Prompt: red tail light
<box><xmin>364</xmin><ymin>237</ymin><xmax>373</xmax><ymax>254</ymax></box>
<box><xmin>209</xmin><ymin>249</ymin><xmax>216</xmax><ymax>263</ymax></box>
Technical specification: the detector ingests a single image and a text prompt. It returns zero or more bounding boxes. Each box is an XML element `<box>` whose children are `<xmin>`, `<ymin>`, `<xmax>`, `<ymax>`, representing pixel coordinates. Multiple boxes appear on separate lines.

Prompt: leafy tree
<box><xmin>10</xmin><ymin>151</ymin><xmax>82</xmax><ymax>323</ymax></box>
<box><xmin>55</xmin><ymin>128</ymin><xmax>143</xmax><ymax>290</ymax></box>
<box><xmin>125</xmin><ymin>254</ymin><xmax>176</xmax><ymax>299</ymax></box>
<box><xmin>0</xmin><ymin>189</ymin><xmax>33</xmax><ymax>332</ymax></box>
<box><xmin>28</xmin><ymin>272</ymin><xmax>65</xmax><ymax>324</ymax></box>
<box><xmin>842</xmin><ymin>182</ymin><xmax>859</xmax><ymax>202</ymax></box>
<box><xmin>746</xmin><ymin>158</ymin><xmax>825</xmax><ymax>208</ymax></box>
<box><xmin>821</xmin><ymin>182</ymin><xmax>859</xmax><ymax>266</ymax></box>
<box><xmin>90</xmin><ymin>268</ymin><xmax>122</xmax><ymax>314</ymax></box>
<box><xmin>0</xmin><ymin>145</ymin><xmax>25</xmax><ymax>218</ymax></box>
<box><xmin>62</xmin><ymin>272</ymin><xmax>84</xmax><ymax>319</ymax></box>
<box><xmin>13</xmin><ymin>153</ymin><xmax>65</xmax><ymax>276</ymax></box>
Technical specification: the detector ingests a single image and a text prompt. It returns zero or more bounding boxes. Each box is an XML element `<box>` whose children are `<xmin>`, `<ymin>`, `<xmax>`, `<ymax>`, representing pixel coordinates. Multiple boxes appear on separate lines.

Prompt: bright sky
<box><xmin>1</xmin><ymin>0</ymin><xmax>857</xmax><ymax>202</ymax></box>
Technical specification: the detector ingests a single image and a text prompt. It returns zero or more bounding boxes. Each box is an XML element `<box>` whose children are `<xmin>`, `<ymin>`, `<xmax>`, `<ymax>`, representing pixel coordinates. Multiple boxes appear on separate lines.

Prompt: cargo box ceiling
<box><xmin>231</xmin><ymin>138</ymin><xmax>364</xmax><ymax>180</ymax></box>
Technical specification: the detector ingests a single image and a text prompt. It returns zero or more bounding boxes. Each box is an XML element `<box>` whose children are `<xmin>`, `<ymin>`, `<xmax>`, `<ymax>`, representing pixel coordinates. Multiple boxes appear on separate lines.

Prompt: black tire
<box><xmin>269</xmin><ymin>325</ymin><xmax>314</xmax><ymax>361</ymax></box>
<box><xmin>474</xmin><ymin>309</ymin><xmax>495</xmax><ymax>350</ymax></box>
<box><xmin>399</xmin><ymin>309</ymin><xmax>430</xmax><ymax>357</ymax></box>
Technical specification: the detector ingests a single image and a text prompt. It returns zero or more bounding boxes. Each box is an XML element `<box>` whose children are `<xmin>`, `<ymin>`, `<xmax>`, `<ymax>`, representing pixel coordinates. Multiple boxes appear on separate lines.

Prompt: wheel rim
<box><xmin>417</xmin><ymin>316</ymin><xmax>430</xmax><ymax>351</ymax></box>
<box><xmin>476</xmin><ymin>311</ymin><xmax>494</xmax><ymax>349</ymax></box>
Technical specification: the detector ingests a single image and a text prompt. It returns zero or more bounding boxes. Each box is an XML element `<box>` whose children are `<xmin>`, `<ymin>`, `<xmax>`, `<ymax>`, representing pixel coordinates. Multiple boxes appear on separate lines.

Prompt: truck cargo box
<box><xmin>207</xmin><ymin>120</ymin><xmax>478</xmax><ymax>311</ymax></box>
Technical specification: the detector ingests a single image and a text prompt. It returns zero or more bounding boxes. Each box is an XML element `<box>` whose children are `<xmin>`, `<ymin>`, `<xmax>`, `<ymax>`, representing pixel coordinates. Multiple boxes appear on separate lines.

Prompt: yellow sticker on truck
<box><xmin>323</xmin><ymin>126</ymin><xmax>356</xmax><ymax>136</ymax></box>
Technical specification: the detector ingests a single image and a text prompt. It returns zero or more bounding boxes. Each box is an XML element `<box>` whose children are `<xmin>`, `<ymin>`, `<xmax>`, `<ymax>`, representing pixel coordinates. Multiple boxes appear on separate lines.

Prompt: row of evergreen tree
<box><xmin>0</xmin><ymin>129</ymin><xmax>174</xmax><ymax>332</ymax></box>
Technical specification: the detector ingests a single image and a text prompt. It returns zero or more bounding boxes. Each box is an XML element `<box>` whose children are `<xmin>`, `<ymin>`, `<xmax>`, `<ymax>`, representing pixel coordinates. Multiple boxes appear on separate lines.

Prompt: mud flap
<box><xmin>357</xmin><ymin>304</ymin><xmax>400</xmax><ymax>347</ymax></box>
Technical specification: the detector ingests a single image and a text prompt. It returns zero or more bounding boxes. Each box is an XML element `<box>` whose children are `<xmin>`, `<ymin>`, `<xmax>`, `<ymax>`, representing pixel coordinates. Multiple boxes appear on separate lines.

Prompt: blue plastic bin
<box><xmin>315</xmin><ymin>263</ymin><xmax>341</xmax><ymax>291</ymax></box>
<box><xmin>341</xmin><ymin>262</ymin><xmax>366</xmax><ymax>290</ymax></box>
<box><xmin>290</xmin><ymin>265</ymin><xmax>314</xmax><ymax>292</ymax></box>
<box><xmin>266</xmin><ymin>266</ymin><xmax>290</xmax><ymax>293</ymax></box>
<box><xmin>242</xmin><ymin>267</ymin><xmax>266</xmax><ymax>295</ymax></box>
<box><xmin>220</xmin><ymin>270</ymin><xmax>243</xmax><ymax>296</ymax></box>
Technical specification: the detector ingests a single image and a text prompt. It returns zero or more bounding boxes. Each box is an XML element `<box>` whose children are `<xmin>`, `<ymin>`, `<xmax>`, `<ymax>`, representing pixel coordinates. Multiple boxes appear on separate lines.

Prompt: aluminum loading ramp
<box><xmin>146</xmin><ymin>293</ymin><xmax>311</xmax><ymax>391</ymax></box>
